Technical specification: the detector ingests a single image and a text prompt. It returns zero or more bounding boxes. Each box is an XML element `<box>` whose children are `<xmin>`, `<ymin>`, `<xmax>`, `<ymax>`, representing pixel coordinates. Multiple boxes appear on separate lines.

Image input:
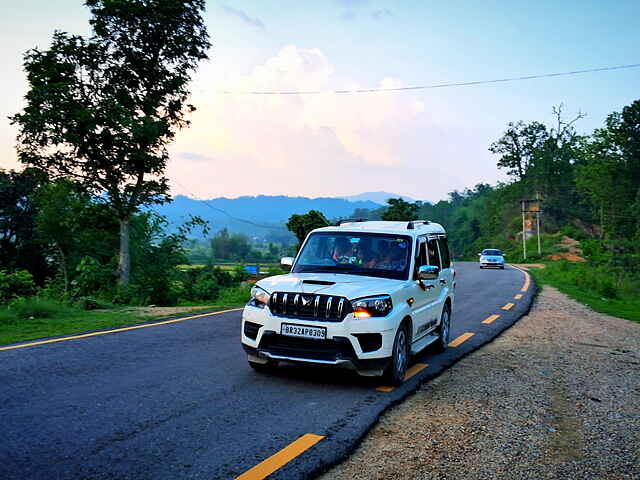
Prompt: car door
<box><xmin>408</xmin><ymin>236</ymin><xmax>441</xmax><ymax>342</ymax></box>
<box><xmin>435</xmin><ymin>236</ymin><xmax>453</xmax><ymax>305</ymax></box>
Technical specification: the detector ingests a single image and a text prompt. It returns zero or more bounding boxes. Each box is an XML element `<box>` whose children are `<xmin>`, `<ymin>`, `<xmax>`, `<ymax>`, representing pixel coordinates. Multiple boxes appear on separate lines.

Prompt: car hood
<box><xmin>256</xmin><ymin>272</ymin><xmax>406</xmax><ymax>300</ymax></box>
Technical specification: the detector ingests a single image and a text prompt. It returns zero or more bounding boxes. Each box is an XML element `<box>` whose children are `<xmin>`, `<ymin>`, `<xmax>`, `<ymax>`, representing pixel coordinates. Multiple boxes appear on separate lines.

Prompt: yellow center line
<box><xmin>376</xmin><ymin>363</ymin><xmax>428</xmax><ymax>392</ymax></box>
<box><xmin>514</xmin><ymin>294</ymin><xmax>523</xmax><ymax>300</ymax></box>
<box><xmin>235</xmin><ymin>433</ymin><xmax>324</xmax><ymax>480</ymax></box>
<box><xmin>482</xmin><ymin>314</ymin><xmax>500</xmax><ymax>325</ymax></box>
<box><xmin>502</xmin><ymin>303</ymin><xmax>514</xmax><ymax>310</ymax></box>
<box><xmin>448</xmin><ymin>332</ymin><xmax>475</xmax><ymax>347</ymax></box>
<box><xmin>0</xmin><ymin>308</ymin><xmax>243</xmax><ymax>352</ymax></box>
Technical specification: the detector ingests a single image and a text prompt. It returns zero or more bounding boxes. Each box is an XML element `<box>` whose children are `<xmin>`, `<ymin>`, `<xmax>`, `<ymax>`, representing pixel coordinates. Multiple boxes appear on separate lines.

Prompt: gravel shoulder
<box><xmin>320</xmin><ymin>286</ymin><xmax>640</xmax><ymax>480</ymax></box>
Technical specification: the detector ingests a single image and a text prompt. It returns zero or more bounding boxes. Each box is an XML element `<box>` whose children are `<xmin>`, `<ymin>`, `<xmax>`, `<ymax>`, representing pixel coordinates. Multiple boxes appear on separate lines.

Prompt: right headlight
<box><xmin>351</xmin><ymin>295</ymin><xmax>393</xmax><ymax>319</ymax></box>
<box><xmin>249</xmin><ymin>285</ymin><xmax>270</xmax><ymax>308</ymax></box>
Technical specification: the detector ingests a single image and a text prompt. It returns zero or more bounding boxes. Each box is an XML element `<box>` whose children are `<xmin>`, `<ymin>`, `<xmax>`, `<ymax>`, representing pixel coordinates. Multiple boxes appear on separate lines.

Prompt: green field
<box><xmin>0</xmin><ymin>284</ymin><xmax>252</xmax><ymax>346</ymax></box>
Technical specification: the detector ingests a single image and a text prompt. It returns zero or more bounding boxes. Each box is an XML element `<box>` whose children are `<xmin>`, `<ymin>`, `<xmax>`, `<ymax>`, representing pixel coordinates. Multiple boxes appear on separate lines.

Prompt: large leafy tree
<box><xmin>381</xmin><ymin>198</ymin><xmax>419</xmax><ymax>221</ymax></box>
<box><xmin>286</xmin><ymin>210</ymin><xmax>330</xmax><ymax>248</ymax></box>
<box><xmin>11</xmin><ymin>0</ymin><xmax>210</xmax><ymax>285</ymax></box>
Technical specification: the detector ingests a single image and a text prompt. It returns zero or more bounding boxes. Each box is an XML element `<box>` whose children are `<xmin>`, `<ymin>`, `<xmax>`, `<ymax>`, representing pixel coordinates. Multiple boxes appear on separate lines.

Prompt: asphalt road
<box><xmin>0</xmin><ymin>262</ymin><xmax>534</xmax><ymax>480</ymax></box>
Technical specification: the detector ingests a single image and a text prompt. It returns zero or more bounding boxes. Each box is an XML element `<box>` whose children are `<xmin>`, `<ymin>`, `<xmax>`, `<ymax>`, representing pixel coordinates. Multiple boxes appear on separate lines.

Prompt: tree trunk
<box><xmin>118</xmin><ymin>217</ymin><xmax>131</xmax><ymax>287</ymax></box>
<box><xmin>56</xmin><ymin>243</ymin><xmax>69</xmax><ymax>294</ymax></box>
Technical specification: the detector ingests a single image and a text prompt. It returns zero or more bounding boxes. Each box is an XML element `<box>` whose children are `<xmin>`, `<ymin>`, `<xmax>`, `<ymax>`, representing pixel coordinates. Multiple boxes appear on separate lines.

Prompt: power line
<box><xmin>219</xmin><ymin>63</ymin><xmax>640</xmax><ymax>95</ymax></box>
<box><xmin>172</xmin><ymin>179</ymin><xmax>285</xmax><ymax>231</ymax></box>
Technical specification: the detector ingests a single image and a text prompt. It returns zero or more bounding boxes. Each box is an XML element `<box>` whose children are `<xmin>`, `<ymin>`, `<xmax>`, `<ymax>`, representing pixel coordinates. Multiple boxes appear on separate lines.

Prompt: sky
<box><xmin>1</xmin><ymin>0</ymin><xmax>639</xmax><ymax>202</ymax></box>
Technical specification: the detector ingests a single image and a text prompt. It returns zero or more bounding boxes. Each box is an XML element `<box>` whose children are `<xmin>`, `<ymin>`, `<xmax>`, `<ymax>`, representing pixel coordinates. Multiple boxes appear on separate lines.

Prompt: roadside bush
<box><xmin>233</xmin><ymin>265</ymin><xmax>250</xmax><ymax>282</ymax></box>
<box><xmin>9</xmin><ymin>297</ymin><xmax>71</xmax><ymax>319</ymax></box>
<box><xmin>597</xmin><ymin>278</ymin><xmax>618</xmax><ymax>299</ymax></box>
<box><xmin>0</xmin><ymin>270</ymin><xmax>37</xmax><ymax>303</ymax></box>
<box><xmin>74</xmin><ymin>296</ymin><xmax>100</xmax><ymax>310</ymax></box>
<box><xmin>74</xmin><ymin>256</ymin><xmax>114</xmax><ymax>297</ymax></box>
<box><xmin>0</xmin><ymin>309</ymin><xmax>19</xmax><ymax>325</ymax></box>
<box><xmin>192</xmin><ymin>278</ymin><xmax>220</xmax><ymax>301</ymax></box>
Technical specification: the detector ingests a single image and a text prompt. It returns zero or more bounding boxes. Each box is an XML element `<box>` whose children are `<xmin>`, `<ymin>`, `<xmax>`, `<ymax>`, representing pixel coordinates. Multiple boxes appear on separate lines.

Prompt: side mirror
<box><xmin>418</xmin><ymin>265</ymin><xmax>440</xmax><ymax>281</ymax></box>
<box><xmin>280</xmin><ymin>257</ymin><xmax>294</xmax><ymax>270</ymax></box>
<box><xmin>477</xmin><ymin>253</ymin><xmax>482</xmax><ymax>256</ymax></box>
<box><xmin>502</xmin><ymin>253</ymin><xmax>507</xmax><ymax>257</ymax></box>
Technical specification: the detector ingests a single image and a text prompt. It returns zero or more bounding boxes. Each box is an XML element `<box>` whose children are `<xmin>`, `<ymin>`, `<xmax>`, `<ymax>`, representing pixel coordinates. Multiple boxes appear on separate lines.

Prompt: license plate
<box><xmin>281</xmin><ymin>323</ymin><xmax>327</xmax><ymax>340</ymax></box>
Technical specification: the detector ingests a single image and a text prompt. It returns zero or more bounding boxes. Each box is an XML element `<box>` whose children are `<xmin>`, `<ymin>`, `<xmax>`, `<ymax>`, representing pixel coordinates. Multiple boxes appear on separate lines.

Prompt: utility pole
<box><xmin>536</xmin><ymin>192</ymin><xmax>542</xmax><ymax>256</ymax></box>
<box><xmin>521</xmin><ymin>200</ymin><xmax>527</xmax><ymax>260</ymax></box>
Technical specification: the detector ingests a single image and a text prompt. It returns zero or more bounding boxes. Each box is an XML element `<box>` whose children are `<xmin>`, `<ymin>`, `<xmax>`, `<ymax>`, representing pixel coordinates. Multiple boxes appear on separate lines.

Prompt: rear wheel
<box><xmin>433</xmin><ymin>305</ymin><xmax>451</xmax><ymax>353</ymax></box>
<box><xmin>384</xmin><ymin>323</ymin><xmax>410</xmax><ymax>386</ymax></box>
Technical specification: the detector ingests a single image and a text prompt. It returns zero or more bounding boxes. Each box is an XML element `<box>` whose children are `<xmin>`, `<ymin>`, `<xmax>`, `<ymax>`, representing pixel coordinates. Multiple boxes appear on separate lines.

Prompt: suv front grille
<box><xmin>269</xmin><ymin>292</ymin><xmax>353</xmax><ymax>322</ymax></box>
<box><xmin>258</xmin><ymin>333</ymin><xmax>356</xmax><ymax>361</ymax></box>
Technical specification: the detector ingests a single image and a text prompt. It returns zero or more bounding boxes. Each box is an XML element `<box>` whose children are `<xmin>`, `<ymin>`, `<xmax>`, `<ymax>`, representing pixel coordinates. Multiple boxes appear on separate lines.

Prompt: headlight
<box><xmin>351</xmin><ymin>295</ymin><xmax>392</xmax><ymax>318</ymax></box>
<box><xmin>249</xmin><ymin>285</ymin><xmax>270</xmax><ymax>308</ymax></box>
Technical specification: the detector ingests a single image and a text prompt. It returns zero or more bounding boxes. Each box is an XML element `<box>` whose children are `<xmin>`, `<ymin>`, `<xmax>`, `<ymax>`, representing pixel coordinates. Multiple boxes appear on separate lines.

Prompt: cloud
<box><xmin>169</xmin><ymin>45</ymin><xmax>500</xmax><ymax>201</ymax></box>
<box><xmin>221</xmin><ymin>6</ymin><xmax>265</xmax><ymax>29</ymax></box>
<box><xmin>178</xmin><ymin>152</ymin><xmax>212</xmax><ymax>162</ymax></box>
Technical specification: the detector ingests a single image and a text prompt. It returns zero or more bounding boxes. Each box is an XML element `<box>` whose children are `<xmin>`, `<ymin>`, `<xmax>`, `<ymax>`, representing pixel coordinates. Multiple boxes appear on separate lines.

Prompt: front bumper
<box><xmin>480</xmin><ymin>261</ymin><xmax>504</xmax><ymax>268</ymax></box>
<box><xmin>241</xmin><ymin>304</ymin><xmax>396</xmax><ymax>375</ymax></box>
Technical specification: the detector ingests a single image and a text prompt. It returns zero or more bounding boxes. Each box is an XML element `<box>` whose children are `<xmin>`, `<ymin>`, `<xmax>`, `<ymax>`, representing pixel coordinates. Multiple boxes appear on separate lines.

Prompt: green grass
<box><xmin>528</xmin><ymin>262</ymin><xmax>640</xmax><ymax>323</ymax></box>
<box><xmin>0</xmin><ymin>285</ymin><xmax>252</xmax><ymax>346</ymax></box>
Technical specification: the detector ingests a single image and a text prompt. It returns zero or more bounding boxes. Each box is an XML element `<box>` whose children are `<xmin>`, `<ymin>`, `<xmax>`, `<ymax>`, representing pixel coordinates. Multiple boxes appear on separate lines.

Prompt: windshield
<box><xmin>293</xmin><ymin>232</ymin><xmax>413</xmax><ymax>280</ymax></box>
<box><xmin>482</xmin><ymin>249</ymin><xmax>503</xmax><ymax>256</ymax></box>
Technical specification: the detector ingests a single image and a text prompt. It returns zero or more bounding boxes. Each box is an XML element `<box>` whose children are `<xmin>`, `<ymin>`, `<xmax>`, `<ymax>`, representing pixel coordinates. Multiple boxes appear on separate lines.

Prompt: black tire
<box><xmin>433</xmin><ymin>304</ymin><xmax>451</xmax><ymax>353</ymax></box>
<box><xmin>248</xmin><ymin>360</ymin><xmax>277</xmax><ymax>373</ymax></box>
<box><xmin>500</xmin><ymin>265</ymin><xmax>505</xmax><ymax>269</ymax></box>
<box><xmin>383</xmin><ymin>323</ymin><xmax>410</xmax><ymax>386</ymax></box>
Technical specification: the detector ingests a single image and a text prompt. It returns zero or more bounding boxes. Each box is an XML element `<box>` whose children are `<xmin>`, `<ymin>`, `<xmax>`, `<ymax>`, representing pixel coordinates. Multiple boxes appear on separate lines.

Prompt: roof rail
<box><xmin>335</xmin><ymin>218</ymin><xmax>368</xmax><ymax>226</ymax></box>
<box><xmin>407</xmin><ymin>220</ymin><xmax>430</xmax><ymax>230</ymax></box>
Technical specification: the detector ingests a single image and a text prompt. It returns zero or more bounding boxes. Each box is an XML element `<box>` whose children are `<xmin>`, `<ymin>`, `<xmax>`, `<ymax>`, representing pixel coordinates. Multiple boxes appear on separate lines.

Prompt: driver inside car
<box><xmin>332</xmin><ymin>237</ymin><xmax>353</xmax><ymax>263</ymax></box>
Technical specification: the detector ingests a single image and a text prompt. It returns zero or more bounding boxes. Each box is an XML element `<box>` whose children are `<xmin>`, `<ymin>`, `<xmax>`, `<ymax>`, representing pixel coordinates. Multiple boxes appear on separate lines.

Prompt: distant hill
<box><xmin>153</xmin><ymin>195</ymin><xmax>381</xmax><ymax>237</ymax></box>
<box><xmin>342</xmin><ymin>192</ymin><xmax>418</xmax><ymax>205</ymax></box>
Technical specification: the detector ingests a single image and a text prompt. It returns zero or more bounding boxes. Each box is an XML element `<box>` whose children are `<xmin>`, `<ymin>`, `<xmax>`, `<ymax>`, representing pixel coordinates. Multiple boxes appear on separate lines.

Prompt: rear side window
<box><xmin>427</xmin><ymin>239</ymin><xmax>441</xmax><ymax>269</ymax></box>
<box><xmin>437</xmin><ymin>237</ymin><xmax>451</xmax><ymax>268</ymax></box>
<box><xmin>415</xmin><ymin>238</ymin><xmax>428</xmax><ymax>267</ymax></box>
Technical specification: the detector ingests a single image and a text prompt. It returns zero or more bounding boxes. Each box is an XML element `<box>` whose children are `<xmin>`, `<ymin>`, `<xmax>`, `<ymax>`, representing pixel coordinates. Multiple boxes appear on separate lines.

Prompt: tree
<box><xmin>489</xmin><ymin>121</ymin><xmax>548</xmax><ymax>181</ymax></box>
<box><xmin>286</xmin><ymin>210</ymin><xmax>330</xmax><ymax>247</ymax></box>
<box><xmin>0</xmin><ymin>168</ymin><xmax>51</xmax><ymax>283</ymax></box>
<box><xmin>35</xmin><ymin>179</ymin><xmax>119</xmax><ymax>292</ymax></box>
<box><xmin>11</xmin><ymin>0</ymin><xmax>210</xmax><ymax>286</ymax></box>
<box><xmin>381</xmin><ymin>198</ymin><xmax>419</xmax><ymax>221</ymax></box>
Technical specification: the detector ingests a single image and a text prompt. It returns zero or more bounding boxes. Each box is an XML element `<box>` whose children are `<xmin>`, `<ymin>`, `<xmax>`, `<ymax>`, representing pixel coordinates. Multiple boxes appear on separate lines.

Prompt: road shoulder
<box><xmin>320</xmin><ymin>286</ymin><xmax>640</xmax><ymax>479</ymax></box>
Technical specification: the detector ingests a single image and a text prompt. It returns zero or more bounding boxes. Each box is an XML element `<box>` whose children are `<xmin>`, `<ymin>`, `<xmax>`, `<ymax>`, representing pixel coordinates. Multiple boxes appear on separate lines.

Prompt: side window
<box><xmin>437</xmin><ymin>237</ymin><xmax>451</xmax><ymax>268</ymax></box>
<box><xmin>427</xmin><ymin>239</ymin><xmax>441</xmax><ymax>268</ymax></box>
<box><xmin>415</xmin><ymin>239</ymin><xmax>427</xmax><ymax>267</ymax></box>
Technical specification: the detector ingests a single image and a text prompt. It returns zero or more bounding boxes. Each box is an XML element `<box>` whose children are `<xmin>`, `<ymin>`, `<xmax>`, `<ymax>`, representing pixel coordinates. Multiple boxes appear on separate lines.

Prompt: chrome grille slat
<box><xmin>269</xmin><ymin>292</ymin><xmax>351</xmax><ymax>322</ymax></box>
<box><xmin>325</xmin><ymin>297</ymin><xmax>333</xmax><ymax>319</ymax></box>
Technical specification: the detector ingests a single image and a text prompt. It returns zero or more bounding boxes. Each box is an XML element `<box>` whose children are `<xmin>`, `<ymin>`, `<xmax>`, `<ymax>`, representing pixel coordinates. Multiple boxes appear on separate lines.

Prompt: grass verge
<box><xmin>527</xmin><ymin>262</ymin><xmax>640</xmax><ymax>323</ymax></box>
<box><xmin>0</xmin><ymin>285</ymin><xmax>251</xmax><ymax>346</ymax></box>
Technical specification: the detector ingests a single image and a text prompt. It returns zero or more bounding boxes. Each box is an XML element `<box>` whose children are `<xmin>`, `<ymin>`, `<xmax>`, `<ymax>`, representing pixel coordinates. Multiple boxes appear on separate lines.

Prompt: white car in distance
<box><xmin>478</xmin><ymin>249</ymin><xmax>506</xmax><ymax>269</ymax></box>
<box><xmin>241</xmin><ymin>220</ymin><xmax>455</xmax><ymax>385</ymax></box>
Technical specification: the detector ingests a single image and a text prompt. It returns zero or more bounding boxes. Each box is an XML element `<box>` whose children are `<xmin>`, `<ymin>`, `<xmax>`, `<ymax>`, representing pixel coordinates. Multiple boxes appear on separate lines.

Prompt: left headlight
<box><xmin>351</xmin><ymin>295</ymin><xmax>393</xmax><ymax>318</ymax></box>
<box><xmin>249</xmin><ymin>285</ymin><xmax>270</xmax><ymax>308</ymax></box>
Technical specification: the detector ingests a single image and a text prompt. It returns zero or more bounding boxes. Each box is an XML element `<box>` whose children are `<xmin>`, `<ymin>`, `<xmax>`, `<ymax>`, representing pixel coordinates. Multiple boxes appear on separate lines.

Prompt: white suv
<box><xmin>241</xmin><ymin>220</ymin><xmax>455</xmax><ymax>385</ymax></box>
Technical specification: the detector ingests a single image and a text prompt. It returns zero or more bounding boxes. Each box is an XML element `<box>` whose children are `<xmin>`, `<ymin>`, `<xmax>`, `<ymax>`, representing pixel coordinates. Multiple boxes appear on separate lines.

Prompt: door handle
<box><xmin>439</xmin><ymin>278</ymin><xmax>447</xmax><ymax>285</ymax></box>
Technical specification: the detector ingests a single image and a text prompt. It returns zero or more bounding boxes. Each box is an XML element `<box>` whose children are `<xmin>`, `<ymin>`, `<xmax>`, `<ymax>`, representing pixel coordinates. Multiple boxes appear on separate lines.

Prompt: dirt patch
<box><xmin>549</xmin><ymin>236</ymin><xmax>586</xmax><ymax>262</ymax></box>
<box><xmin>320</xmin><ymin>287</ymin><xmax>640</xmax><ymax>480</ymax></box>
<box><xmin>514</xmin><ymin>263</ymin><xmax>546</xmax><ymax>270</ymax></box>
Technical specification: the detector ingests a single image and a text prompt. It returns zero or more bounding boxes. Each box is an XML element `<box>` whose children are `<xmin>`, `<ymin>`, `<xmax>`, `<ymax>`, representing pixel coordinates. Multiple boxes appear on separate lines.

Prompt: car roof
<box><xmin>312</xmin><ymin>220</ymin><xmax>446</xmax><ymax>237</ymax></box>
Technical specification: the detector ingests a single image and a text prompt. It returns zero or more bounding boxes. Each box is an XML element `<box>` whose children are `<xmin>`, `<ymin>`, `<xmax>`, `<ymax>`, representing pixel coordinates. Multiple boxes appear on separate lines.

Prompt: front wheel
<box><xmin>433</xmin><ymin>305</ymin><xmax>451</xmax><ymax>353</ymax></box>
<box><xmin>383</xmin><ymin>323</ymin><xmax>410</xmax><ymax>386</ymax></box>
